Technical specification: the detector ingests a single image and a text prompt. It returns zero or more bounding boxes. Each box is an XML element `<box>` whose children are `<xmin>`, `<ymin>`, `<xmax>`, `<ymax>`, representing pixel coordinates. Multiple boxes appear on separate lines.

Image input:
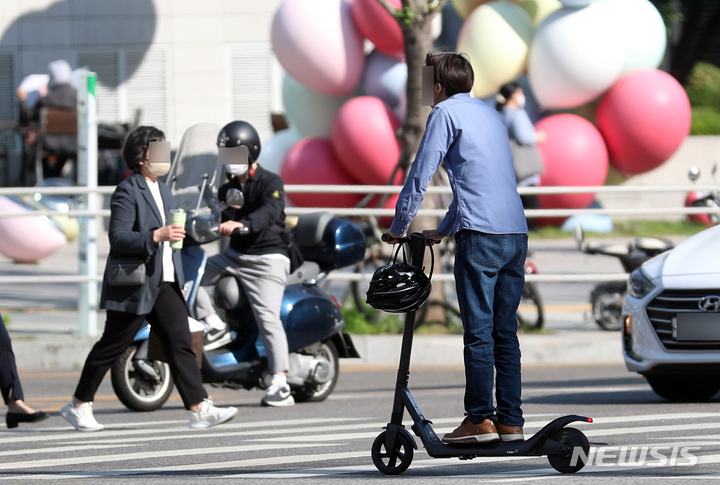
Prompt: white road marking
<box><xmin>0</xmin><ymin>444</ymin><xmax>140</xmax><ymax>457</ymax></box>
<box><xmin>0</xmin><ymin>443</ymin><xmax>332</xmax><ymax>471</ymax></box>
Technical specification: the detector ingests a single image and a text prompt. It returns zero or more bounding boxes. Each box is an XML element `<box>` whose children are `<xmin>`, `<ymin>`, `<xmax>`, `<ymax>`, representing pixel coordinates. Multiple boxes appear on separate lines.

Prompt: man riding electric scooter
<box><xmin>194</xmin><ymin>121</ymin><xmax>295</xmax><ymax>407</ymax></box>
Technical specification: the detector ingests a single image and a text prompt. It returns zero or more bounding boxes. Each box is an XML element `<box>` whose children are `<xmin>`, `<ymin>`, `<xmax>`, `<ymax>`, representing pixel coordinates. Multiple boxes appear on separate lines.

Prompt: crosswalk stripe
<box><xmin>0</xmin><ymin>444</ymin><xmax>138</xmax><ymax>457</ymax></box>
<box><xmin>0</xmin><ymin>443</ymin><xmax>332</xmax><ymax>471</ymax></box>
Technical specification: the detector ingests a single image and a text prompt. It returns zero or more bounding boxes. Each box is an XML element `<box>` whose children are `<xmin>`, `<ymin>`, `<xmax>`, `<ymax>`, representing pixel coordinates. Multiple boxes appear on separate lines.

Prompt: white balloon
<box><xmin>558</xmin><ymin>0</ymin><xmax>592</xmax><ymax>6</ymax></box>
<box><xmin>528</xmin><ymin>2</ymin><xmax>627</xmax><ymax>110</ymax></box>
<box><xmin>363</xmin><ymin>50</ymin><xmax>407</xmax><ymax>107</ymax></box>
<box><xmin>597</xmin><ymin>0</ymin><xmax>666</xmax><ymax>74</ymax></box>
<box><xmin>256</xmin><ymin>129</ymin><xmax>302</xmax><ymax>175</ymax></box>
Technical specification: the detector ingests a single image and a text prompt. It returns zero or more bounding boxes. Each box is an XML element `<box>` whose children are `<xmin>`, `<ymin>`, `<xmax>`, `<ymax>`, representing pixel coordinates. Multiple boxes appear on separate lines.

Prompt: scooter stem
<box><xmin>390</xmin><ymin>233</ymin><xmax>428</xmax><ymax>426</ymax></box>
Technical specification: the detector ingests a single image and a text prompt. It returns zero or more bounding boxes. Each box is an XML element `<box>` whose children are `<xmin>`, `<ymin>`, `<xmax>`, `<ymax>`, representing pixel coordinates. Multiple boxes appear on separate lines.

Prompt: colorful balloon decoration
<box><xmin>282</xmin><ymin>75</ymin><xmax>351</xmax><ymax>138</ymax></box>
<box><xmin>457</xmin><ymin>1</ymin><xmax>533</xmax><ymax>99</ymax></box>
<box><xmin>535</xmin><ymin>114</ymin><xmax>609</xmax><ymax>210</ymax></box>
<box><xmin>516</xmin><ymin>0</ymin><xmax>562</xmax><ymax>27</ymax></box>
<box><xmin>596</xmin><ymin>69</ymin><xmax>691</xmax><ymax>176</ymax></box>
<box><xmin>256</xmin><ymin>129</ymin><xmax>302</xmax><ymax>174</ymax></box>
<box><xmin>271</xmin><ymin>0</ymin><xmax>365</xmax><ymax>96</ymax></box>
<box><xmin>351</xmin><ymin>0</ymin><xmax>404</xmax><ymax>59</ymax></box>
<box><xmin>363</xmin><ymin>50</ymin><xmax>407</xmax><ymax>107</ymax></box>
<box><xmin>597</xmin><ymin>0</ymin><xmax>667</xmax><ymax>75</ymax></box>
<box><xmin>528</xmin><ymin>2</ymin><xmax>626</xmax><ymax>109</ymax></box>
<box><xmin>281</xmin><ymin>138</ymin><xmax>364</xmax><ymax>208</ymax></box>
<box><xmin>332</xmin><ymin>96</ymin><xmax>402</xmax><ymax>186</ymax></box>
<box><xmin>558</xmin><ymin>0</ymin><xmax>592</xmax><ymax>6</ymax></box>
<box><xmin>452</xmin><ymin>0</ymin><xmax>493</xmax><ymax>18</ymax></box>
<box><xmin>0</xmin><ymin>196</ymin><xmax>67</xmax><ymax>263</ymax></box>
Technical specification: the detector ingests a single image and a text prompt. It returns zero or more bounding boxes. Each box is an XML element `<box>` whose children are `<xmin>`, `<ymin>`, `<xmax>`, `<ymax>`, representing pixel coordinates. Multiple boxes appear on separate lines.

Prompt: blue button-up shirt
<box><xmin>390</xmin><ymin>93</ymin><xmax>528</xmax><ymax>237</ymax></box>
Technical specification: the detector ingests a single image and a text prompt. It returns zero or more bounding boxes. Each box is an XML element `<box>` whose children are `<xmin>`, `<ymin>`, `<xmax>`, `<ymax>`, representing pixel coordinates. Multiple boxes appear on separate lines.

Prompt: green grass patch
<box><xmin>2</xmin><ymin>313</ymin><xmax>10</xmax><ymax>327</ymax></box>
<box><xmin>530</xmin><ymin>219</ymin><xmax>708</xmax><ymax>240</ymax></box>
<box><xmin>686</xmin><ymin>63</ymin><xmax>720</xmax><ymax>135</ymax></box>
<box><xmin>342</xmin><ymin>304</ymin><xmax>404</xmax><ymax>334</ymax></box>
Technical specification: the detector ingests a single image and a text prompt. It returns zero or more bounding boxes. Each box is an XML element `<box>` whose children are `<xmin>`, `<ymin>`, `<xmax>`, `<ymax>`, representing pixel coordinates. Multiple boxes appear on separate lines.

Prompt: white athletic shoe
<box><xmin>189</xmin><ymin>397</ymin><xmax>238</xmax><ymax>429</ymax></box>
<box><xmin>261</xmin><ymin>383</ymin><xmax>295</xmax><ymax>407</ymax></box>
<box><xmin>60</xmin><ymin>402</ymin><xmax>104</xmax><ymax>432</ymax></box>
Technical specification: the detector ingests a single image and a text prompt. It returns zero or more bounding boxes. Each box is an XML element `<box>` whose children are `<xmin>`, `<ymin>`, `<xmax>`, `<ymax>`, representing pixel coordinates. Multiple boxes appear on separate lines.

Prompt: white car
<box><xmin>622</xmin><ymin>224</ymin><xmax>720</xmax><ymax>401</ymax></box>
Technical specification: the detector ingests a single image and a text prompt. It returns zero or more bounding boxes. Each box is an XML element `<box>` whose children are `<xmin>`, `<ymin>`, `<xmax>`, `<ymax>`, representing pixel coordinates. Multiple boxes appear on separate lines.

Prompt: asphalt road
<box><xmin>3</xmin><ymin>365</ymin><xmax>720</xmax><ymax>483</ymax></box>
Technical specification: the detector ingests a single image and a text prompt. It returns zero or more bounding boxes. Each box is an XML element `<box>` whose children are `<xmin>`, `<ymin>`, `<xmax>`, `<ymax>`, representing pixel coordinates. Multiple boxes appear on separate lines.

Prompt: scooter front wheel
<box><xmin>111</xmin><ymin>344</ymin><xmax>174</xmax><ymax>412</ymax></box>
<box><xmin>372</xmin><ymin>430</ymin><xmax>414</xmax><ymax>475</ymax></box>
<box><xmin>547</xmin><ymin>427</ymin><xmax>590</xmax><ymax>473</ymax></box>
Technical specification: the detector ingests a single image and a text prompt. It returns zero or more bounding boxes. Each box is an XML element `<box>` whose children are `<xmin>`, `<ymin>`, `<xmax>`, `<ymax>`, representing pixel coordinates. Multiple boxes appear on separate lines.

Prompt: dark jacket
<box><xmin>219</xmin><ymin>164</ymin><xmax>288</xmax><ymax>257</ymax></box>
<box><xmin>100</xmin><ymin>173</ymin><xmax>185</xmax><ymax>315</ymax></box>
<box><xmin>19</xmin><ymin>84</ymin><xmax>78</xmax><ymax>155</ymax></box>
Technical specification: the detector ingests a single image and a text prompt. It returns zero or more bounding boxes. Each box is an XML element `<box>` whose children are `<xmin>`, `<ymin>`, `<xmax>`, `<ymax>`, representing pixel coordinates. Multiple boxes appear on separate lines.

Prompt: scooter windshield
<box><xmin>167</xmin><ymin>122</ymin><xmax>224</xmax><ymax>244</ymax></box>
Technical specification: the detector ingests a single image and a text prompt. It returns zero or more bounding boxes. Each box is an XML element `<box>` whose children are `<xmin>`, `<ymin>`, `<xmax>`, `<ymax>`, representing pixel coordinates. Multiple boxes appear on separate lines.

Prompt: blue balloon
<box><xmin>362</xmin><ymin>50</ymin><xmax>407</xmax><ymax>107</ymax></box>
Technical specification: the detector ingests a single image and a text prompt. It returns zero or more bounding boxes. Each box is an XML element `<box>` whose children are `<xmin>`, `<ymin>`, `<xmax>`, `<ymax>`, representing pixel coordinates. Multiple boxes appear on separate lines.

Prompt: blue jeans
<box><xmin>454</xmin><ymin>231</ymin><xmax>527</xmax><ymax>427</ymax></box>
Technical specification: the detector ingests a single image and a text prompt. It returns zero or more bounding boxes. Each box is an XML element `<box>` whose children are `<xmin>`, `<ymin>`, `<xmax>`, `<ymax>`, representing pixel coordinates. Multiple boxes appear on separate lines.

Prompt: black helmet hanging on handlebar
<box><xmin>217</xmin><ymin>121</ymin><xmax>261</xmax><ymax>162</ymax></box>
<box><xmin>366</xmin><ymin>241</ymin><xmax>433</xmax><ymax>314</ymax></box>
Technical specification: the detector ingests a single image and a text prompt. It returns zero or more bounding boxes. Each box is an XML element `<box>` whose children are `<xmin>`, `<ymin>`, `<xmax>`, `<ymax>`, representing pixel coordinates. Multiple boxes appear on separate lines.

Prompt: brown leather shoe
<box><xmin>442</xmin><ymin>417</ymin><xmax>499</xmax><ymax>444</ymax></box>
<box><xmin>496</xmin><ymin>423</ymin><xmax>524</xmax><ymax>442</ymax></box>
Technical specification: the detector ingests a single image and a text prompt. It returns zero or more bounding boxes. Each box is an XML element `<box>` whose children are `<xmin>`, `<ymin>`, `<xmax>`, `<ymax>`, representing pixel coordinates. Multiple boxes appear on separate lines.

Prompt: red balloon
<box><xmin>332</xmin><ymin>96</ymin><xmax>402</xmax><ymax>186</ymax></box>
<box><xmin>281</xmin><ymin>138</ymin><xmax>364</xmax><ymax>208</ymax></box>
<box><xmin>596</xmin><ymin>69</ymin><xmax>691</xmax><ymax>176</ymax></box>
<box><xmin>351</xmin><ymin>0</ymin><xmax>404</xmax><ymax>59</ymax></box>
<box><xmin>368</xmin><ymin>192</ymin><xmax>400</xmax><ymax>228</ymax></box>
<box><xmin>535</xmin><ymin>114</ymin><xmax>609</xmax><ymax>211</ymax></box>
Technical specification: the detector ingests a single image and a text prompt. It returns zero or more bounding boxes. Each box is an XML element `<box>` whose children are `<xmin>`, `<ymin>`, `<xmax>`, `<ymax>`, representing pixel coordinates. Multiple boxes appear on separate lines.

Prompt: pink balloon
<box><xmin>351</xmin><ymin>0</ymin><xmax>404</xmax><ymax>59</ymax></box>
<box><xmin>0</xmin><ymin>196</ymin><xmax>67</xmax><ymax>263</ymax></box>
<box><xmin>271</xmin><ymin>0</ymin><xmax>365</xmax><ymax>96</ymax></box>
<box><xmin>281</xmin><ymin>138</ymin><xmax>364</xmax><ymax>208</ymax></box>
<box><xmin>332</xmin><ymin>96</ymin><xmax>403</xmax><ymax>185</ymax></box>
<box><xmin>535</xmin><ymin>114</ymin><xmax>609</xmax><ymax>210</ymax></box>
<box><xmin>596</xmin><ymin>69</ymin><xmax>691</xmax><ymax>176</ymax></box>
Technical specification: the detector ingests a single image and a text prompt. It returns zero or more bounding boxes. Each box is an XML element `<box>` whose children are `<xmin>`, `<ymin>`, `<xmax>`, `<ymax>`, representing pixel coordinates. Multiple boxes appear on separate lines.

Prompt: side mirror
<box><xmin>688</xmin><ymin>166</ymin><xmax>701</xmax><ymax>182</ymax></box>
<box><xmin>573</xmin><ymin>224</ymin><xmax>584</xmax><ymax>248</ymax></box>
<box><xmin>225</xmin><ymin>188</ymin><xmax>244</xmax><ymax>208</ymax></box>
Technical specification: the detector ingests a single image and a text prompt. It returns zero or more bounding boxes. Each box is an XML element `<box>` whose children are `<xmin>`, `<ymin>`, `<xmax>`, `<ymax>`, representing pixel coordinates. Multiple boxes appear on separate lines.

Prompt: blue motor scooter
<box><xmin>109</xmin><ymin>123</ymin><xmax>363</xmax><ymax>411</ymax></box>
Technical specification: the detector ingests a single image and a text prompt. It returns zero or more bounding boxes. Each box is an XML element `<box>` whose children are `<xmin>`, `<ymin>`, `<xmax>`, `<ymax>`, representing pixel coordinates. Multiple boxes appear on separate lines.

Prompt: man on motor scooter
<box><xmin>194</xmin><ymin>121</ymin><xmax>294</xmax><ymax>407</ymax></box>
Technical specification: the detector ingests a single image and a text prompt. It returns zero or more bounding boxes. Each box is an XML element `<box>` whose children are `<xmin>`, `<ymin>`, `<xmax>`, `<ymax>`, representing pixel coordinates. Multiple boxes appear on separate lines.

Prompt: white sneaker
<box><xmin>261</xmin><ymin>383</ymin><xmax>295</xmax><ymax>407</ymax></box>
<box><xmin>189</xmin><ymin>397</ymin><xmax>238</xmax><ymax>429</ymax></box>
<box><xmin>60</xmin><ymin>402</ymin><xmax>104</xmax><ymax>432</ymax></box>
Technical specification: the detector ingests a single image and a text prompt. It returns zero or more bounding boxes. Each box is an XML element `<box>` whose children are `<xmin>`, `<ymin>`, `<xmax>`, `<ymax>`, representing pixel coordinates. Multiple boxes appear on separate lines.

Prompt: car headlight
<box><xmin>627</xmin><ymin>268</ymin><xmax>655</xmax><ymax>299</ymax></box>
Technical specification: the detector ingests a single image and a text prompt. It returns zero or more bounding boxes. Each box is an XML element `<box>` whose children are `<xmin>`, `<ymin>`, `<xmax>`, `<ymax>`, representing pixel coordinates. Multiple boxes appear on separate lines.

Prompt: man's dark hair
<box><xmin>425</xmin><ymin>52</ymin><xmax>474</xmax><ymax>97</ymax></box>
<box><xmin>122</xmin><ymin>125</ymin><xmax>165</xmax><ymax>173</ymax></box>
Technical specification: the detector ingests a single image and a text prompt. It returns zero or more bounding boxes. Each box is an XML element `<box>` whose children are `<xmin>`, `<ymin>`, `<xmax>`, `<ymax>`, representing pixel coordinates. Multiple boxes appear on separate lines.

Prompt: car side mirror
<box><xmin>225</xmin><ymin>188</ymin><xmax>244</xmax><ymax>208</ymax></box>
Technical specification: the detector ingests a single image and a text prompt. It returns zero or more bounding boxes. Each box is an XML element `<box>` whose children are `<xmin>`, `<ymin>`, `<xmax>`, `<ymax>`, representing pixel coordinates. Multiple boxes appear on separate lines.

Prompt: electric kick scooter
<box><xmin>371</xmin><ymin>233</ymin><xmax>593</xmax><ymax>475</ymax></box>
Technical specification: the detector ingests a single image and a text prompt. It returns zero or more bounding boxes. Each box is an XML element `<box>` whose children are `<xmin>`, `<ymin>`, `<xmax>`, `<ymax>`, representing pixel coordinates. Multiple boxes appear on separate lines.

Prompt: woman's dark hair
<box><xmin>425</xmin><ymin>52</ymin><xmax>474</xmax><ymax>97</ymax></box>
<box><xmin>122</xmin><ymin>125</ymin><xmax>165</xmax><ymax>173</ymax></box>
<box><xmin>496</xmin><ymin>82</ymin><xmax>520</xmax><ymax>112</ymax></box>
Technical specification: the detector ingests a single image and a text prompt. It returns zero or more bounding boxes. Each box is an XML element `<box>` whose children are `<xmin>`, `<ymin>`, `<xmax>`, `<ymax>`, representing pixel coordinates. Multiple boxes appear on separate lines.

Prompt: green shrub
<box><xmin>686</xmin><ymin>63</ymin><xmax>720</xmax><ymax>135</ymax></box>
<box><xmin>342</xmin><ymin>304</ymin><xmax>404</xmax><ymax>334</ymax></box>
<box><xmin>690</xmin><ymin>107</ymin><xmax>720</xmax><ymax>135</ymax></box>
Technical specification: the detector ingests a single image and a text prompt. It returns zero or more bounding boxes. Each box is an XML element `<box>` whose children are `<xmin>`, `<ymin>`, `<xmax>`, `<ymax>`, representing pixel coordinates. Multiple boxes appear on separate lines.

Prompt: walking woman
<box><xmin>61</xmin><ymin>126</ymin><xmax>237</xmax><ymax>431</ymax></box>
<box><xmin>1</xmin><ymin>313</ymin><xmax>50</xmax><ymax>428</ymax></box>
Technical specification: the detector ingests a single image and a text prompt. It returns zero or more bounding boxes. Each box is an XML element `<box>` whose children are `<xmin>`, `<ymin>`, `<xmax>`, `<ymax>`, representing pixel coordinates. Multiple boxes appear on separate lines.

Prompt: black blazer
<box><xmin>100</xmin><ymin>173</ymin><xmax>185</xmax><ymax>315</ymax></box>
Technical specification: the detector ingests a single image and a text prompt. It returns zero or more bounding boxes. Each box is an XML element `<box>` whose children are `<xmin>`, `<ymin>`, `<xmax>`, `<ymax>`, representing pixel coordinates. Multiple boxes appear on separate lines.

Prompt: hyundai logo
<box><xmin>698</xmin><ymin>296</ymin><xmax>720</xmax><ymax>312</ymax></box>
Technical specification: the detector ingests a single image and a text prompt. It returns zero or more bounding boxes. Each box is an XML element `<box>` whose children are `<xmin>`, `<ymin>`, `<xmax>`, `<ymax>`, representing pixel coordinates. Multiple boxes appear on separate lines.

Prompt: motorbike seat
<box><xmin>585</xmin><ymin>242</ymin><xmax>630</xmax><ymax>257</ymax></box>
<box><xmin>213</xmin><ymin>276</ymin><xmax>248</xmax><ymax>310</ymax></box>
<box><xmin>635</xmin><ymin>236</ymin><xmax>673</xmax><ymax>253</ymax></box>
<box><xmin>286</xmin><ymin>261</ymin><xmax>321</xmax><ymax>286</ymax></box>
<box><xmin>294</xmin><ymin>211</ymin><xmax>335</xmax><ymax>248</ymax></box>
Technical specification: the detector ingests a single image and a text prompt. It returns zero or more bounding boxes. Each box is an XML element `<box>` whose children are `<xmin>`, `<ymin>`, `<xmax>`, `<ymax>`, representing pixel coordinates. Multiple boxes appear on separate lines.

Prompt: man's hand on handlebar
<box><xmin>421</xmin><ymin>229</ymin><xmax>443</xmax><ymax>245</ymax></box>
<box><xmin>219</xmin><ymin>220</ymin><xmax>245</xmax><ymax>237</ymax></box>
<box><xmin>382</xmin><ymin>230</ymin><xmax>406</xmax><ymax>245</ymax></box>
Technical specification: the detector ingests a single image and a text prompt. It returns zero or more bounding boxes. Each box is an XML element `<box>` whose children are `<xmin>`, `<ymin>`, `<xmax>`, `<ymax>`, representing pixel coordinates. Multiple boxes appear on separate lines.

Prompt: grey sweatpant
<box><xmin>196</xmin><ymin>249</ymin><xmax>290</xmax><ymax>374</ymax></box>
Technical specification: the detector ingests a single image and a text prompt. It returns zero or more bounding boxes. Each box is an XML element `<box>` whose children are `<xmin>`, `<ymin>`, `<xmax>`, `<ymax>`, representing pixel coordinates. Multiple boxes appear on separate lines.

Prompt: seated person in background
<box><xmin>17</xmin><ymin>59</ymin><xmax>78</xmax><ymax>179</ymax></box>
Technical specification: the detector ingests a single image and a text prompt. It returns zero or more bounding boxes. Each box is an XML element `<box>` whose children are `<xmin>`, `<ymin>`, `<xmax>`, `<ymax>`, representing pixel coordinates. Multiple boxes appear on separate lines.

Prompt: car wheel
<box><xmin>646</xmin><ymin>374</ymin><xmax>720</xmax><ymax>402</ymax></box>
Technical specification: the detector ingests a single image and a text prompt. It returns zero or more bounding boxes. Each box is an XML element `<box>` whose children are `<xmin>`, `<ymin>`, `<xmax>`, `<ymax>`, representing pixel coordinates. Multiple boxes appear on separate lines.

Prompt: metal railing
<box><xmin>0</xmin><ymin>183</ymin><xmax>719</xmax><ymax>332</ymax></box>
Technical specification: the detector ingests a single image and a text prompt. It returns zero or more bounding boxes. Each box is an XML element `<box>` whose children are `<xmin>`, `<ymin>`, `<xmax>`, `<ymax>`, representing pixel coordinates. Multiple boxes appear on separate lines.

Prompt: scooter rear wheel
<box><xmin>547</xmin><ymin>427</ymin><xmax>590</xmax><ymax>473</ymax></box>
<box><xmin>371</xmin><ymin>430</ymin><xmax>414</xmax><ymax>475</ymax></box>
<box><xmin>111</xmin><ymin>344</ymin><xmax>174</xmax><ymax>412</ymax></box>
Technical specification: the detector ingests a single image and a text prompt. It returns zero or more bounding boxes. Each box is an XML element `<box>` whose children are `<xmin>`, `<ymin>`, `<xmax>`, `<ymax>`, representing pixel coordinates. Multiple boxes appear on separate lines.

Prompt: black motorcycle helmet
<box><xmin>366</xmin><ymin>262</ymin><xmax>432</xmax><ymax>313</ymax></box>
<box><xmin>217</xmin><ymin>121</ymin><xmax>261</xmax><ymax>162</ymax></box>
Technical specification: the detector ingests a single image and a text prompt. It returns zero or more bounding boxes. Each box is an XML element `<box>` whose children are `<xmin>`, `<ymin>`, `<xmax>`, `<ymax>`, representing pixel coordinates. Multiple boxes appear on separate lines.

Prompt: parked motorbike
<box><xmin>110</xmin><ymin>123</ymin><xmax>363</xmax><ymax>412</ymax></box>
<box><xmin>573</xmin><ymin>225</ymin><xmax>673</xmax><ymax>331</ymax></box>
<box><xmin>685</xmin><ymin>163</ymin><xmax>719</xmax><ymax>227</ymax></box>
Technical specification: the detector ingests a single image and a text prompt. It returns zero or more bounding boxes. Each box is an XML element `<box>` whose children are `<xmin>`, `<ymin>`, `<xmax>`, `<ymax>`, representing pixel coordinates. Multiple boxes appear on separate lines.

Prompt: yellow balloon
<box><xmin>515</xmin><ymin>0</ymin><xmax>562</xmax><ymax>27</ymax></box>
<box><xmin>452</xmin><ymin>0</ymin><xmax>493</xmax><ymax>18</ymax></box>
<box><xmin>457</xmin><ymin>1</ymin><xmax>533</xmax><ymax>98</ymax></box>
